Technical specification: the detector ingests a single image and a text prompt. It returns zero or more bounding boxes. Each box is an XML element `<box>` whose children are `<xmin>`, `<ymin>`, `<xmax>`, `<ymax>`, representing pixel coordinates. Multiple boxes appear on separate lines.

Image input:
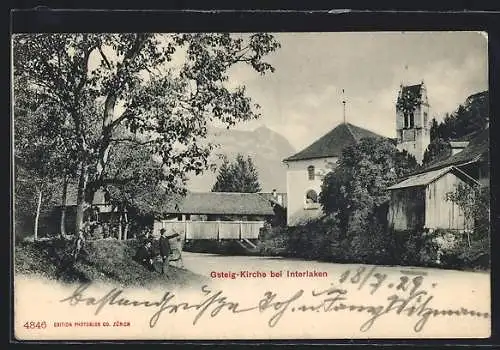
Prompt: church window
<box><xmin>305</xmin><ymin>189</ymin><xmax>318</xmax><ymax>204</ymax></box>
<box><xmin>423</xmin><ymin>112</ymin><xmax>428</xmax><ymax>126</ymax></box>
<box><xmin>307</xmin><ymin>165</ymin><xmax>315</xmax><ymax>180</ymax></box>
<box><xmin>409</xmin><ymin>112</ymin><xmax>415</xmax><ymax>128</ymax></box>
<box><xmin>404</xmin><ymin>113</ymin><xmax>409</xmax><ymax>129</ymax></box>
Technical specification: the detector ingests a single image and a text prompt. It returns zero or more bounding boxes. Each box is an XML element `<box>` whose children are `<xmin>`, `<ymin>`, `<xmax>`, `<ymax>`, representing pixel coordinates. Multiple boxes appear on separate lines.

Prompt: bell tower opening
<box><xmin>395</xmin><ymin>81</ymin><xmax>430</xmax><ymax>164</ymax></box>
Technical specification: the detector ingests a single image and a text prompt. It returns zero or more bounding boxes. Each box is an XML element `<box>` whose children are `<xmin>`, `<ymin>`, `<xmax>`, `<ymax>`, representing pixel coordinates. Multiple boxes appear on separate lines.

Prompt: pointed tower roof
<box><xmin>283</xmin><ymin>122</ymin><xmax>384</xmax><ymax>162</ymax></box>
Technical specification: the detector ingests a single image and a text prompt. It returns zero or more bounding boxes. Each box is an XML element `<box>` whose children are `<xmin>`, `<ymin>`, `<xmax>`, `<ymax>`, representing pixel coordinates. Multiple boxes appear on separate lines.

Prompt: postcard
<box><xmin>12</xmin><ymin>31</ymin><xmax>490</xmax><ymax>340</ymax></box>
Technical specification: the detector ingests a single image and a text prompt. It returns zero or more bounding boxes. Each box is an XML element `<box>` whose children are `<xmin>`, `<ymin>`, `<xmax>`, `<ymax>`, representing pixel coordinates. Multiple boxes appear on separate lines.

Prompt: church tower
<box><xmin>396</xmin><ymin>81</ymin><xmax>430</xmax><ymax>164</ymax></box>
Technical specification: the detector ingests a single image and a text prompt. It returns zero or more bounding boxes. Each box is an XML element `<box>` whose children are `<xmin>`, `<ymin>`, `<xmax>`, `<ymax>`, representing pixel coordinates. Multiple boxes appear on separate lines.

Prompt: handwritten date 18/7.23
<box><xmin>338</xmin><ymin>266</ymin><xmax>432</xmax><ymax>296</ymax></box>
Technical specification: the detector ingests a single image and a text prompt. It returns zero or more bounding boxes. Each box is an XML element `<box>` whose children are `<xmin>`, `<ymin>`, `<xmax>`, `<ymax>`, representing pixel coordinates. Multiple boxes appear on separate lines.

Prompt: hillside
<box><xmin>186</xmin><ymin>126</ymin><xmax>296</xmax><ymax>192</ymax></box>
<box><xmin>15</xmin><ymin>238</ymin><xmax>206</xmax><ymax>288</ymax></box>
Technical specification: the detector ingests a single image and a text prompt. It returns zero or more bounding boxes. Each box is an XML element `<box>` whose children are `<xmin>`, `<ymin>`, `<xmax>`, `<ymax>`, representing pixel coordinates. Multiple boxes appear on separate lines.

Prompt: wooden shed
<box><xmin>387</xmin><ymin>166</ymin><xmax>479</xmax><ymax>232</ymax></box>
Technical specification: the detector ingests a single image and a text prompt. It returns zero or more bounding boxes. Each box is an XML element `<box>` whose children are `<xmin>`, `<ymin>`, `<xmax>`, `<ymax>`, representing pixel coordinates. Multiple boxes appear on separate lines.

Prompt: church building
<box><xmin>283</xmin><ymin>81</ymin><xmax>431</xmax><ymax>226</ymax></box>
<box><xmin>283</xmin><ymin>122</ymin><xmax>384</xmax><ymax>226</ymax></box>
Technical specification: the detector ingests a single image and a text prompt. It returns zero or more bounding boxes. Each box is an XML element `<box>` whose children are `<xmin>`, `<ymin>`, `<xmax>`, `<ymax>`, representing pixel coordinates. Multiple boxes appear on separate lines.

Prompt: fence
<box><xmin>153</xmin><ymin>220</ymin><xmax>265</xmax><ymax>240</ymax></box>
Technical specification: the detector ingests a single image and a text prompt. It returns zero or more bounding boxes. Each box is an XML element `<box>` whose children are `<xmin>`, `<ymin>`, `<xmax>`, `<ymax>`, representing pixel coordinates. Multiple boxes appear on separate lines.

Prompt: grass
<box><xmin>14</xmin><ymin>237</ymin><xmax>206</xmax><ymax>288</ymax></box>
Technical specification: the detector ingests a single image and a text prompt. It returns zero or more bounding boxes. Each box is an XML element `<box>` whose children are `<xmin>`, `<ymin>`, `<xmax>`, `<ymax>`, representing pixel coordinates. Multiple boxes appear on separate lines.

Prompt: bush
<box><xmin>391</xmin><ymin>229</ymin><xmax>425</xmax><ymax>266</ymax></box>
<box><xmin>343</xmin><ymin>222</ymin><xmax>395</xmax><ymax>265</ymax></box>
<box><xmin>460</xmin><ymin>238</ymin><xmax>490</xmax><ymax>270</ymax></box>
<box><xmin>285</xmin><ymin>216</ymin><xmax>341</xmax><ymax>261</ymax></box>
<box><xmin>257</xmin><ymin>226</ymin><xmax>288</xmax><ymax>256</ymax></box>
<box><xmin>417</xmin><ymin>229</ymin><xmax>489</xmax><ymax>270</ymax></box>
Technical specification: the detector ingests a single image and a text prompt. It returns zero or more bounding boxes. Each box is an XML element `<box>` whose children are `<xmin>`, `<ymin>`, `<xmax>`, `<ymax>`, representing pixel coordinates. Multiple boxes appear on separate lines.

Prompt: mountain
<box><xmin>186</xmin><ymin>126</ymin><xmax>296</xmax><ymax>193</ymax></box>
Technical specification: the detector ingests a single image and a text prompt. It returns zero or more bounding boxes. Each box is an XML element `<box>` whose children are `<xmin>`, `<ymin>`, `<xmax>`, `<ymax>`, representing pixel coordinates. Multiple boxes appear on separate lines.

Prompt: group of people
<box><xmin>134</xmin><ymin>228</ymin><xmax>182</xmax><ymax>274</ymax></box>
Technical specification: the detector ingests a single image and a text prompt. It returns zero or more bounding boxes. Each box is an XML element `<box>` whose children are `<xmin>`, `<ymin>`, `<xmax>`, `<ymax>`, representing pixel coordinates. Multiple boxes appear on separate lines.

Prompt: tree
<box><xmin>319</xmin><ymin>138</ymin><xmax>418</xmax><ymax>235</ymax></box>
<box><xmin>212</xmin><ymin>154</ymin><xmax>262</xmax><ymax>193</ymax></box>
<box><xmin>14</xmin><ymin>74</ymin><xmax>77</xmax><ymax>238</ymax></box>
<box><xmin>422</xmin><ymin>138</ymin><xmax>452</xmax><ymax>166</ymax></box>
<box><xmin>446</xmin><ymin>184</ymin><xmax>490</xmax><ymax>246</ymax></box>
<box><xmin>102</xmin><ymin>142</ymin><xmax>177</xmax><ymax>239</ymax></box>
<box><xmin>423</xmin><ymin>91</ymin><xmax>488</xmax><ymax>168</ymax></box>
<box><xmin>13</xmin><ymin>33</ymin><xmax>280</xmax><ymax>233</ymax></box>
<box><xmin>431</xmin><ymin>91</ymin><xmax>488</xmax><ymax>142</ymax></box>
<box><xmin>429</xmin><ymin>118</ymin><xmax>440</xmax><ymax>141</ymax></box>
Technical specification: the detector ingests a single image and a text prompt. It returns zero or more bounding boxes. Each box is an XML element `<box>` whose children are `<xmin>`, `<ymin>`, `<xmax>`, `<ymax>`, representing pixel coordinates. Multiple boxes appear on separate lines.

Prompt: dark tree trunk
<box><xmin>60</xmin><ymin>175</ymin><xmax>68</xmax><ymax>237</ymax></box>
<box><xmin>75</xmin><ymin>163</ymin><xmax>89</xmax><ymax>235</ymax></box>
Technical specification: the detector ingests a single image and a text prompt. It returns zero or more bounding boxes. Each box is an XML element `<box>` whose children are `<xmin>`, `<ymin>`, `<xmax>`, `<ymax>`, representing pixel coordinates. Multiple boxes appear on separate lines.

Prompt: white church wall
<box><xmin>285</xmin><ymin>156</ymin><xmax>337</xmax><ymax>226</ymax></box>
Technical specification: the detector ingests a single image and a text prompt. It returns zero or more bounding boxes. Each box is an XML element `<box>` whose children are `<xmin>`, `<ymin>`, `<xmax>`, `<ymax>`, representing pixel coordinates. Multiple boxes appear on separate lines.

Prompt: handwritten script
<box><xmin>59</xmin><ymin>267</ymin><xmax>489</xmax><ymax>333</ymax></box>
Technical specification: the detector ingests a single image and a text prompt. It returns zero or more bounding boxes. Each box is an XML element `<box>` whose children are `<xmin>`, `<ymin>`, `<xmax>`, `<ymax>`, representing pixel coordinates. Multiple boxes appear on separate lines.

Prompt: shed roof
<box><xmin>283</xmin><ymin>122</ymin><xmax>384</xmax><ymax>162</ymax></box>
<box><xmin>387</xmin><ymin>166</ymin><xmax>479</xmax><ymax>190</ymax></box>
<box><xmin>160</xmin><ymin>192</ymin><xmax>275</xmax><ymax>216</ymax></box>
<box><xmin>412</xmin><ymin>128</ymin><xmax>489</xmax><ymax>175</ymax></box>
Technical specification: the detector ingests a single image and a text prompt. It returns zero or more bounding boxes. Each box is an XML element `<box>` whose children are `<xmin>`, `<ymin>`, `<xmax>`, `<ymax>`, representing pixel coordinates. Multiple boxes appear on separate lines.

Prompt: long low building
<box><xmin>153</xmin><ymin>192</ymin><xmax>277</xmax><ymax>241</ymax></box>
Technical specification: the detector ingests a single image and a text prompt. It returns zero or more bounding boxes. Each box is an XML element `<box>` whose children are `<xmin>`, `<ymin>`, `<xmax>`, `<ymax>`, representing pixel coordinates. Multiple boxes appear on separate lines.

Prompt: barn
<box><xmin>387</xmin><ymin>166</ymin><xmax>479</xmax><ymax>232</ymax></box>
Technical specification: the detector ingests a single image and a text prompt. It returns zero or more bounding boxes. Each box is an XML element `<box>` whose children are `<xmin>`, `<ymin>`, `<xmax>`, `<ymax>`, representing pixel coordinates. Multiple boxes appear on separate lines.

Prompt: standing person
<box><xmin>159</xmin><ymin>228</ymin><xmax>180</xmax><ymax>274</ymax></box>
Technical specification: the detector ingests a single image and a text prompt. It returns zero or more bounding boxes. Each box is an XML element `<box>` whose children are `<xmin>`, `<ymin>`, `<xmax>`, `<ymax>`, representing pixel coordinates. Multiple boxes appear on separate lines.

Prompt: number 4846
<box><xmin>23</xmin><ymin>321</ymin><xmax>47</xmax><ymax>329</ymax></box>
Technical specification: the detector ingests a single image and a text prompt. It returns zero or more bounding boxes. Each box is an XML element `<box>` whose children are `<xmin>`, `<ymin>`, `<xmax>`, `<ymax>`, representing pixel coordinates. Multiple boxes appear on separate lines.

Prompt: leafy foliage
<box><xmin>211</xmin><ymin>154</ymin><xmax>262</xmax><ymax>193</ymax></box>
<box><xmin>438</xmin><ymin>92</ymin><xmax>488</xmax><ymax>140</ymax></box>
<box><xmin>428</xmin><ymin>91</ymin><xmax>488</xmax><ymax>143</ymax></box>
<box><xmin>422</xmin><ymin>138</ymin><xmax>452</xmax><ymax>166</ymax></box>
<box><xmin>312</xmin><ymin>138</ymin><xmax>419</xmax><ymax>263</ymax></box>
<box><xmin>13</xmin><ymin>33</ymin><xmax>280</xmax><ymax>231</ymax></box>
<box><xmin>429</xmin><ymin>118</ymin><xmax>440</xmax><ymax>141</ymax></box>
<box><xmin>446</xmin><ymin>184</ymin><xmax>490</xmax><ymax>241</ymax></box>
<box><xmin>319</xmin><ymin>138</ymin><xmax>418</xmax><ymax>234</ymax></box>
<box><xmin>424</xmin><ymin>91</ymin><xmax>488</xmax><ymax>166</ymax></box>
<box><xmin>396</xmin><ymin>87</ymin><xmax>422</xmax><ymax>116</ymax></box>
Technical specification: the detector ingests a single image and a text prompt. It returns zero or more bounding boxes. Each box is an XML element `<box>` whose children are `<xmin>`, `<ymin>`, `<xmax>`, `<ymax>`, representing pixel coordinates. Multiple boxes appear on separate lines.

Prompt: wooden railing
<box><xmin>153</xmin><ymin>220</ymin><xmax>265</xmax><ymax>240</ymax></box>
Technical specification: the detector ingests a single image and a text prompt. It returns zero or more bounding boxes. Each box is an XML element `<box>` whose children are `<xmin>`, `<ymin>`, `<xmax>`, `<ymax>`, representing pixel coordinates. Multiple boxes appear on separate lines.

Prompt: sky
<box><xmin>224</xmin><ymin>31</ymin><xmax>488</xmax><ymax>151</ymax></box>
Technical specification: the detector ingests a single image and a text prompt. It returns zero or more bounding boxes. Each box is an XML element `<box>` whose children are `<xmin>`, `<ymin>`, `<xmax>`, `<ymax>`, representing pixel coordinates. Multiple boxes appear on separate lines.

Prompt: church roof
<box><xmin>283</xmin><ymin>122</ymin><xmax>384</xmax><ymax>162</ymax></box>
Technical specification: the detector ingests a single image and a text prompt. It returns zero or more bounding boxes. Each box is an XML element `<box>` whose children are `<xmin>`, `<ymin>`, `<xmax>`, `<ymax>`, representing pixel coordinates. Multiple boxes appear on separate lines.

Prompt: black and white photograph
<box><xmin>12</xmin><ymin>30</ymin><xmax>491</xmax><ymax>340</ymax></box>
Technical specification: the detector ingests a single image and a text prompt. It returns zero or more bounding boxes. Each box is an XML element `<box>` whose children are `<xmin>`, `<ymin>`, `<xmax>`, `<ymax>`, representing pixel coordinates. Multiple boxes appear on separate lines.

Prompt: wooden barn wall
<box><xmin>388</xmin><ymin>187</ymin><xmax>425</xmax><ymax>231</ymax></box>
<box><xmin>425</xmin><ymin>172</ymin><xmax>469</xmax><ymax>231</ymax></box>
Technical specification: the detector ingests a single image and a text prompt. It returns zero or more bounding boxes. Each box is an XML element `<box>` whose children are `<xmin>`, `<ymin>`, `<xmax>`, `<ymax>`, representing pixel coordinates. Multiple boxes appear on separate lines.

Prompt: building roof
<box><xmin>387</xmin><ymin>166</ymin><xmax>479</xmax><ymax>190</ymax></box>
<box><xmin>413</xmin><ymin>128</ymin><xmax>489</xmax><ymax>175</ymax></box>
<box><xmin>160</xmin><ymin>192</ymin><xmax>275</xmax><ymax>216</ymax></box>
<box><xmin>56</xmin><ymin>184</ymin><xmax>107</xmax><ymax>206</ymax></box>
<box><xmin>283</xmin><ymin>122</ymin><xmax>384</xmax><ymax>162</ymax></box>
